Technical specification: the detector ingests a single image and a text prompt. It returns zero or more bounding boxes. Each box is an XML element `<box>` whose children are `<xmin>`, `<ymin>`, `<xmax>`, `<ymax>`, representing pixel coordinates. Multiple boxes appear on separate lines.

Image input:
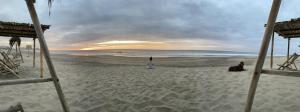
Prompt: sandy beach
<box><xmin>1</xmin><ymin>53</ymin><xmax>300</xmax><ymax>112</ymax></box>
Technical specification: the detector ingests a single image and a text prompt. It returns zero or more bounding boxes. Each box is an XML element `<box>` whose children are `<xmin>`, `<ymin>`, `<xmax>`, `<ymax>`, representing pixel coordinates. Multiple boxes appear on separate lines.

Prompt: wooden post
<box><xmin>40</xmin><ymin>47</ymin><xmax>44</xmax><ymax>78</ymax></box>
<box><xmin>18</xmin><ymin>45</ymin><xmax>24</xmax><ymax>63</ymax></box>
<box><xmin>270</xmin><ymin>31</ymin><xmax>274</xmax><ymax>69</ymax></box>
<box><xmin>25</xmin><ymin>0</ymin><xmax>70</xmax><ymax>112</ymax></box>
<box><xmin>15</xmin><ymin>43</ymin><xmax>17</xmax><ymax>56</ymax></box>
<box><xmin>245</xmin><ymin>0</ymin><xmax>281</xmax><ymax>112</ymax></box>
<box><xmin>287</xmin><ymin>38</ymin><xmax>290</xmax><ymax>61</ymax></box>
<box><xmin>0</xmin><ymin>78</ymin><xmax>53</xmax><ymax>86</ymax></box>
<box><xmin>33</xmin><ymin>38</ymin><xmax>36</xmax><ymax>68</ymax></box>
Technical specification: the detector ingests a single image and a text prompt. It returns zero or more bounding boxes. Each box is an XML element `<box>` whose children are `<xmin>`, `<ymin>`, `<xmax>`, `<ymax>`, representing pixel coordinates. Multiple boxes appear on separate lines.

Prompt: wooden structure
<box><xmin>0</xmin><ymin>0</ymin><xmax>70</xmax><ymax>112</ymax></box>
<box><xmin>0</xmin><ymin>21</ymin><xmax>50</xmax><ymax>38</ymax></box>
<box><xmin>270</xmin><ymin>18</ymin><xmax>300</xmax><ymax>68</ymax></box>
<box><xmin>245</xmin><ymin>0</ymin><xmax>300</xmax><ymax>112</ymax></box>
<box><xmin>0</xmin><ymin>21</ymin><xmax>50</xmax><ymax>68</ymax></box>
<box><xmin>277</xmin><ymin>53</ymin><xmax>299</xmax><ymax>70</ymax></box>
<box><xmin>0</xmin><ymin>51</ymin><xmax>21</xmax><ymax>78</ymax></box>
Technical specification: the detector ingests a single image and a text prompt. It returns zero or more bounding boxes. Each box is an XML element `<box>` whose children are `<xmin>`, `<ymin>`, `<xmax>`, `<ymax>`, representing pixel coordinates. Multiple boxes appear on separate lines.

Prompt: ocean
<box><xmin>51</xmin><ymin>49</ymin><xmax>257</xmax><ymax>57</ymax></box>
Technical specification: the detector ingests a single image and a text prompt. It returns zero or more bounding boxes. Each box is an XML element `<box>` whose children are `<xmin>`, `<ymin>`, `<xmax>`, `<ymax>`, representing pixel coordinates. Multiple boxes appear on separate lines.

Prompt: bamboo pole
<box><xmin>25</xmin><ymin>0</ymin><xmax>70</xmax><ymax>112</ymax></box>
<box><xmin>18</xmin><ymin>45</ymin><xmax>24</xmax><ymax>63</ymax></box>
<box><xmin>245</xmin><ymin>0</ymin><xmax>282</xmax><ymax>112</ymax></box>
<box><xmin>0</xmin><ymin>78</ymin><xmax>53</xmax><ymax>86</ymax></box>
<box><xmin>15</xmin><ymin>44</ymin><xmax>17</xmax><ymax>56</ymax></box>
<box><xmin>33</xmin><ymin>38</ymin><xmax>36</xmax><ymax>68</ymax></box>
<box><xmin>287</xmin><ymin>38</ymin><xmax>290</xmax><ymax>61</ymax></box>
<box><xmin>270</xmin><ymin>31</ymin><xmax>274</xmax><ymax>69</ymax></box>
<box><xmin>40</xmin><ymin>46</ymin><xmax>44</xmax><ymax>78</ymax></box>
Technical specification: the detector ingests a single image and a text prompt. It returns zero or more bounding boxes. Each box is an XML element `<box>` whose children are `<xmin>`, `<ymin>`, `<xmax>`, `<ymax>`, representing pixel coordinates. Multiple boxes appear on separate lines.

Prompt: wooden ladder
<box><xmin>0</xmin><ymin>0</ymin><xmax>70</xmax><ymax>112</ymax></box>
<box><xmin>245</xmin><ymin>0</ymin><xmax>289</xmax><ymax>112</ymax></box>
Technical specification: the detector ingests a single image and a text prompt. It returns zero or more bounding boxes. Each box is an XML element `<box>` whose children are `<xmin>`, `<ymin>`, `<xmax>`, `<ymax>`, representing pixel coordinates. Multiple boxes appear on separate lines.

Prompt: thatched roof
<box><xmin>274</xmin><ymin>18</ymin><xmax>300</xmax><ymax>38</ymax></box>
<box><xmin>0</xmin><ymin>21</ymin><xmax>50</xmax><ymax>38</ymax></box>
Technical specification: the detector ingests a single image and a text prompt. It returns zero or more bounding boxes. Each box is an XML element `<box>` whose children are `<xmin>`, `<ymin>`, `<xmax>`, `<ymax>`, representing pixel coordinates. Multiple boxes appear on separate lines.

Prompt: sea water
<box><xmin>51</xmin><ymin>49</ymin><xmax>257</xmax><ymax>57</ymax></box>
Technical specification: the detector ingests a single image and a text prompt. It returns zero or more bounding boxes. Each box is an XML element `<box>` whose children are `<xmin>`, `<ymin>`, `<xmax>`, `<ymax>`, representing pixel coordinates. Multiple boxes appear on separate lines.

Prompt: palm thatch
<box><xmin>0</xmin><ymin>21</ymin><xmax>50</xmax><ymax>38</ymax></box>
<box><xmin>31</xmin><ymin>0</ymin><xmax>54</xmax><ymax>6</ymax></box>
<box><xmin>274</xmin><ymin>18</ymin><xmax>300</xmax><ymax>38</ymax></box>
<box><xmin>31</xmin><ymin>0</ymin><xmax>54</xmax><ymax>15</ymax></box>
<box><xmin>48</xmin><ymin>0</ymin><xmax>54</xmax><ymax>15</ymax></box>
<box><xmin>48</xmin><ymin>0</ymin><xmax>54</xmax><ymax>8</ymax></box>
<box><xmin>9</xmin><ymin>37</ymin><xmax>21</xmax><ymax>47</ymax></box>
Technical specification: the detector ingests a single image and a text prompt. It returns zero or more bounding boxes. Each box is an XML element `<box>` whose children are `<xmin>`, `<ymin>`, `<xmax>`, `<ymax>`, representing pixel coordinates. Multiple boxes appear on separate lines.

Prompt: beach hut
<box><xmin>245</xmin><ymin>0</ymin><xmax>300</xmax><ymax>112</ymax></box>
<box><xmin>0</xmin><ymin>0</ymin><xmax>70</xmax><ymax>112</ymax></box>
<box><xmin>269</xmin><ymin>18</ymin><xmax>300</xmax><ymax>69</ymax></box>
<box><xmin>0</xmin><ymin>21</ymin><xmax>50</xmax><ymax>68</ymax></box>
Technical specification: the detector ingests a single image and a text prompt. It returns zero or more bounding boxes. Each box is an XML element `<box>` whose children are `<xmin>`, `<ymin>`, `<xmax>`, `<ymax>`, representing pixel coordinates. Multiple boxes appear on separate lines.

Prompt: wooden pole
<box><xmin>25</xmin><ymin>0</ymin><xmax>70</xmax><ymax>112</ymax></box>
<box><xmin>245</xmin><ymin>0</ymin><xmax>281</xmax><ymax>112</ymax></box>
<box><xmin>0</xmin><ymin>78</ymin><xmax>53</xmax><ymax>86</ymax></box>
<box><xmin>18</xmin><ymin>45</ymin><xmax>24</xmax><ymax>63</ymax></box>
<box><xmin>33</xmin><ymin>38</ymin><xmax>36</xmax><ymax>68</ymax></box>
<box><xmin>27</xmin><ymin>46</ymin><xmax>29</xmax><ymax>57</ymax></box>
<box><xmin>270</xmin><ymin>31</ymin><xmax>274</xmax><ymax>69</ymax></box>
<box><xmin>40</xmin><ymin>47</ymin><xmax>44</xmax><ymax>78</ymax></box>
<box><xmin>15</xmin><ymin>43</ymin><xmax>17</xmax><ymax>56</ymax></box>
<box><xmin>287</xmin><ymin>38</ymin><xmax>290</xmax><ymax>61</ymax></box>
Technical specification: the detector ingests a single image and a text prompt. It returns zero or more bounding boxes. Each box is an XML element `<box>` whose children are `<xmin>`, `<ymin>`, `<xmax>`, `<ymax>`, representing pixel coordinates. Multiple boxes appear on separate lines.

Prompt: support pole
<box><xmin>18</xmin><ymin>44</ymin><xmax>24</xmax><ymax>63</ymax></box>
<box><xmin>40</xmin><ymin>47</ymin><xmax>44</xmax><ymax>78</ymax></box>
<box><xmin>33</xmin><ymin>38</ymin><xmax>36</xmax><ymax>68</ymax></box>
<box><xmin>245</xmin><ymin>0</ymin><xmax>281</xmax><ymax>112</ymax></box>
<box><xmin>15</xmin><ymin>44</ymin><xmax>17</xmax><ymax>57</ymax></box>
<box><xmin>270</xmin><ymin>31</ymin><xmax>274</xmax><ymax>69</ymax></box>
<box><xmin>25</xmin><ymin>0</ymin><xmax>70</xmax><ymax>112</ymax></box>
<box><xmin>287</xmin><ymin>38</ymin><xmax>290</xmax><ymax>61</ymax></box>
<box><xmin>0</xmin><ymin>78</ymin><xmax>53</xmax><ymax>86</ymax></box>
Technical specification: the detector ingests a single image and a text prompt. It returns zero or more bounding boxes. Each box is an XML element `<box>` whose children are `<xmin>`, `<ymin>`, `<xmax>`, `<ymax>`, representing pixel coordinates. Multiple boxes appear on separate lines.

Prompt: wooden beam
<box><xmin>271</xmin><ymin>31</ymin><xmax>274</xmax><ymax>69</ymax></box>
<box><xmin>245</xmin><ymin>0</ymin><xmax>282</xmax><ymax>112</ymax></box>
<box><xmin>261</xmin><ymin>69</ymin><xmax>300</xmax><ymax>77</ymax></box>
<box><xmin>287</xmin><ymin>38</ymin><xmax>290</xmax><ymax>61</ymax></box>
<box><xmin>40</xmin><ymin>47</ymin><xmax>43</xmax><ymax>78</ymax></box>
<box><xmin>18</xmin><ymin>44</ymin><xmax>24</xmax><ymax>63</ymax></box>
<box><xmin>0</xmin><ymin>78</ymin><xmax>53</xmax><ymax>86</ymax></box>
<box><xmin>33</xmin><ymin>38</ymin><xmax>36</xmax><ymax>68</ymax></box>
<box><xmin>25</xmin><ymin>0</ymin><xmax>70</xmax><ymax>112</ymax></box>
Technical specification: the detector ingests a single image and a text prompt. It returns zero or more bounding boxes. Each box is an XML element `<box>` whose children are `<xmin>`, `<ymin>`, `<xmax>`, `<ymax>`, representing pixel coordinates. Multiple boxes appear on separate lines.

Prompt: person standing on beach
<box><xmin>148</xmin><ymin>56</ymin><xmax>154</xmax><ymax>69</ymax></box>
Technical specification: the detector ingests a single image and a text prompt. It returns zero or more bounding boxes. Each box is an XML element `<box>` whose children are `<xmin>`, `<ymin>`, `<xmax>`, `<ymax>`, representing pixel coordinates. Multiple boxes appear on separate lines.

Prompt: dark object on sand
<box><xmin>228</xmin><ymin>62</ymin><xmax>245</xmax><ymax>72</ymax></box>
<box><xmin>0</xmin><ymin>103</ymin><xmax>24</xmax><ymax>112</ymax></box>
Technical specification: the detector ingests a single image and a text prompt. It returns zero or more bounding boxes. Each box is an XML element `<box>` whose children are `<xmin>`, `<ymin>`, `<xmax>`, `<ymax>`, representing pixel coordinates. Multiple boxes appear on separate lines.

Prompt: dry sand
<box><xmin>1</xmin><ymin>54</ymin><xmax>300</xmax><ymax>112</ymax></box>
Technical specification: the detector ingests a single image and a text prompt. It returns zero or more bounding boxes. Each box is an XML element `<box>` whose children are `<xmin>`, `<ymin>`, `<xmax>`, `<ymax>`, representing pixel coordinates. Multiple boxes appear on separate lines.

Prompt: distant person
<box><xmin>148</xmin><ymin>56</ymin><xmax>154</xmax><ymax>69</ymax></box>
<box><xmin>228</xmin><ymin>61</ymin><xmax>245</xmax><ymax>72</ymax></box>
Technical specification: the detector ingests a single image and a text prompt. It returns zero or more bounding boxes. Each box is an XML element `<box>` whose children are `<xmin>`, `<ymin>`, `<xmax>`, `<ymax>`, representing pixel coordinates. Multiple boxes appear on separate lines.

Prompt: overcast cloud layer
<box><xmin>1</xmin><ymin>0</ymin><xmax>300</xmax><ymax>52</ymax></box>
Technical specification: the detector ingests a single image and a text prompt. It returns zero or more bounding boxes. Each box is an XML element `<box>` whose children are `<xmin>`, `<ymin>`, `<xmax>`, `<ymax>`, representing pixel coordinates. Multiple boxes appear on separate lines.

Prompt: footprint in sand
<box><xmin>133</xmin><ymin>100</ymin><xmax>164</xmax><ymax>110</ymax></box>
<box><xmin>0</xmin><ymin>96</ymin><xmax>14</xmax><ymax>104</ymax></box>
<box><xmin>285</xmin><ymin>105</ymin><xmax>300</xmax><ymax>112</ymax></box>
<box><xmin>149</xmin><ymin>106</ymin><xmax>177</xmax><ymax>112</ymax></box>
<box><xmin>160</xmin><ymin>92</ymin><xmax>180</xmax><ymax>103</ymax></box>
<box><xmin>212</xmin><ymin>103</ymin><xmax>233</xmax><ymax>112</ymax></box>
<box><xmin>87</xmin><ymin>103</ymin><xmax>114</xmax><ymax>112</ymax></box>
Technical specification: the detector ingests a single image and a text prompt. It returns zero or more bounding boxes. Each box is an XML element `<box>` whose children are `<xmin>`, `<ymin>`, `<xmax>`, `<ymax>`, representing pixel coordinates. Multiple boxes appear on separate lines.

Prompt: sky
<box><xmin>1</xmin><ymin>0</ymin><xmax>300</xmax><ymax>53</ymax></box>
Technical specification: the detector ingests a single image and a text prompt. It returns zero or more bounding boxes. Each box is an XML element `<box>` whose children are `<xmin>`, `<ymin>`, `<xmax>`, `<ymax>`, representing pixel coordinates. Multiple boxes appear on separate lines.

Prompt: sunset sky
<box><xmin>1</xmin><ymin>0</ymin><xmax>300</xmax><ymax>53</ymax></box>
